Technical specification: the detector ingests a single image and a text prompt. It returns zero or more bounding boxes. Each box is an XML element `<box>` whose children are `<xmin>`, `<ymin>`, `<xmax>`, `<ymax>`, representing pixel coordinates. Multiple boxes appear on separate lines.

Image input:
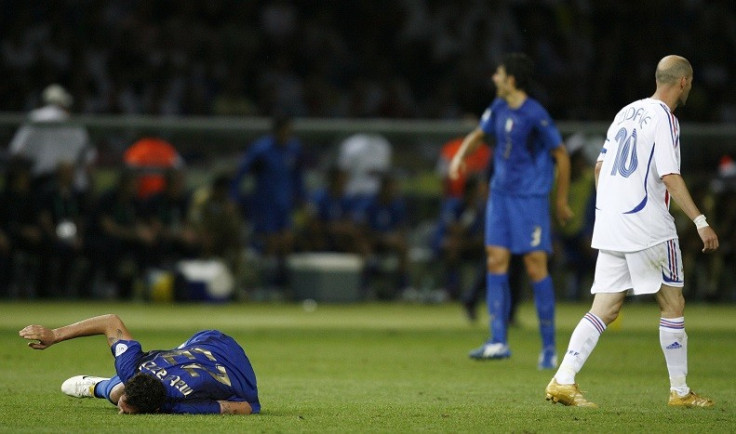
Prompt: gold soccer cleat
<box><xmin>668</xmin><ymin>391</ymin><xmax>714</xmax><ymax>408</ymax></box>
<box><xmin>545</xmin><ymin>378</ymin><xmax>598</xmax><ymax>408</ymax></box>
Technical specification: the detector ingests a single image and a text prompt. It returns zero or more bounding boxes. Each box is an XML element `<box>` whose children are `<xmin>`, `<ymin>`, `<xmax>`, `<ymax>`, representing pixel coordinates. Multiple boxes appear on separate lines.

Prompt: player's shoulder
<box><xmin>521</xmin><ymin>97</ymin><xmax>553</xmax><ymax>118</ymax></box>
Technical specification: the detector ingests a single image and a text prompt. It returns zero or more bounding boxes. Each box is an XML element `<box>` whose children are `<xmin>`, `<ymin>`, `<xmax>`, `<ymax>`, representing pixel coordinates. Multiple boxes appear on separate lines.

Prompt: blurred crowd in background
<box><xmin>1</xmin><ymin>1</ymin><xmax>735</xmax><ymax>305</ymax></box>
<box><xmin>1</xmin><ymin>1</ymin><xmax>735</xmax><ymax>121</ymax></box>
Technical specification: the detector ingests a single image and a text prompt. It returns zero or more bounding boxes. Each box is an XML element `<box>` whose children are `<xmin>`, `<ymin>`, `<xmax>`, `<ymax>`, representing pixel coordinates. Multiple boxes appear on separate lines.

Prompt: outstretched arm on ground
<box><xmin>19</xmin><ymin>314</ymin><xmax>134</xmax><ymax>350</ymax></box>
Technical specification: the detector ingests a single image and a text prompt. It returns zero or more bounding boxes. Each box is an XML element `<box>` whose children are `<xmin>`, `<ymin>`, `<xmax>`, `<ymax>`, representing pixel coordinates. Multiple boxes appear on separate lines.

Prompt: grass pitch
<box><xmin>0</xmin><ymin>300</ymin><xmax>734</xmax><ymax>433</ymax></box>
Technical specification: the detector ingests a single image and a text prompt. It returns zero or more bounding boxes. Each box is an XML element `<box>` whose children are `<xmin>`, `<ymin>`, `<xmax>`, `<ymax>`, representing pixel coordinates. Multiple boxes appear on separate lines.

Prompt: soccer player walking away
<box><xmin>545</xmin><ymin>55</ymin><xmax>718</xmax><ymax>408</ymax></box>
<box><xmin>450</xmin><ymin>53</ymin><xmax>573</xmax><ymax>369</ymax></box>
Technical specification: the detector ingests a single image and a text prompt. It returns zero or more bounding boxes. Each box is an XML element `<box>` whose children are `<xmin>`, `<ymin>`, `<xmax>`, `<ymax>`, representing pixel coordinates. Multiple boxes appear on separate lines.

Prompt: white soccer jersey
<box><xmin>591</xmin><ymin>98</ymin><xmax>681</xmax><ymax>252</ymax></box>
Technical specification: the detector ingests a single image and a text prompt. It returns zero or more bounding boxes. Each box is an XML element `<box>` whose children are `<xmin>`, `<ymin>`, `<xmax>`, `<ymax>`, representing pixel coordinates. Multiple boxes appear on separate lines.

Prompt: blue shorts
<box><xmin>485</xmin><ymin>193</ymin><xmax>552</xmax><ymax>254</ymax></box>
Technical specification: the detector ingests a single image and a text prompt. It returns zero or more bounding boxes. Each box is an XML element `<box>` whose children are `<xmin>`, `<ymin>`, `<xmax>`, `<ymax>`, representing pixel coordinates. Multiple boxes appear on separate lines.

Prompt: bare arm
<box><xmin>551</xmin><ymin>145</ymin><xmax>574</xmax><ymax>225</ymax></box>
<box><xmin>19</xmin><ymin>314</ymin><xmax>134</xmax><ymax>350</ymax></box>
<box><xmin>449</xmin><ymin>128</ymin><xmax>485</xmax><ymax>180</ymax></box>
<box><xmin>662</xmin><ymin>173</ymin><xmax>719</xmax><ymax>253</ymax></box>
<box><xmin>594</xmin><ymin>161</ymin><xmax>603</xmax><ymax>189</ymax></box>
<box><xmin>217</xmin><ymin>400</ymin><xmax>254</xmax><ymax>415</ymax></box>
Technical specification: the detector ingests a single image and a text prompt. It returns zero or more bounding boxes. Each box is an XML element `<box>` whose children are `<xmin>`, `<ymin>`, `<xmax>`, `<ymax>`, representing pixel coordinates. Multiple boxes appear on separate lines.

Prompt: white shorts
<box><xmin>591</xmin><ymin>239</ymin><xmax>684</xmax><ymax>295</ymax></box>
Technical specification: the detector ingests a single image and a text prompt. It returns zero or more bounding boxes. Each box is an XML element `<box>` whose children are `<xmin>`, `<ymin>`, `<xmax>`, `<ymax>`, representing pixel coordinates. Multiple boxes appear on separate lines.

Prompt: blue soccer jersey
<box><xmin>231</xmin><ymin>134</ymin><xmax>305</xmax><ymax>234</ymax></box>
<box><xmin>357</xmin><ymin>196</ymin><xmax>407</xmax><ymax>233</ymax></box>
<box><xmin>111</xmin><ymin>330</ymin><xmax>260</xmax><ymax>414</ymax></box>
<box><xmin>479</xmin><ymin>97</ymin><xmax>562</xmax><ymax>196</ymax></box>
<box><xmin>311</xmin><ymin>188</ymin><xmax>355</xmax><ymax>223</ymax></box>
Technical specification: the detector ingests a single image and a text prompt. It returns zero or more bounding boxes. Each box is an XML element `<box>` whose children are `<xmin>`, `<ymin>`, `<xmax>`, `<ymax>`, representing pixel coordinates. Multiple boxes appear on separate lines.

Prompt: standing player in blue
<box><xmin>230</xmin><ymin>115</ymin><xmax>306</xmax><ymax>288</ymax></box>
<box><xmin>450</xmin><ymin>53</ymin><xmax>573</xmax><ymax>369</ymax></box>
<box><xmin>19</xmin><ymin>314</ymin><xmax>259</xmax><ymax>415</ymax></box>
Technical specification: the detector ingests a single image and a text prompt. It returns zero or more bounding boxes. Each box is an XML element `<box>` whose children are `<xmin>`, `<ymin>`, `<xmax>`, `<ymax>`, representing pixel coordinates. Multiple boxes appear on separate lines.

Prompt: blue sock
<box><xmin>533</xmin><ymin>275</ymin><xmax>556</xmax><ymax>350</ymax></box>
<box><xmin>94</xmin><ymin>376</ymin><xmax>123</xmax><ymax>404</ymax></box>
<box><xmin>486</xmin><ymin>273</ymin><xmax>510</xmax><ymax>345</ymax></box>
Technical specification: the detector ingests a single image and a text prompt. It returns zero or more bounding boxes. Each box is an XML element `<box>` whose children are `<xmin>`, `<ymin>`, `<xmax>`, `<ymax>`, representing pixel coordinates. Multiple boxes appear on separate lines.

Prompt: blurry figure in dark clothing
<box><xmin>190</xmin><ymin>174</ymin><xmax>243</xmax><ymax>277</ymax></box>
<box><xmin>36</xmin><ymin>161</ymin><xmax>88</xmax><ymax>298</ymax></box>
<box><xmin>552</xmin><ymin>136</ymin><xmax>598</xmax><ymax>301</ymax></box>
<box><xmin>0</xmin><ymin>158</ymin><xmax>43</xmax><ymax>297</ymax></box>
<box><xmin>355</xmin><ymin>173</ymin><xmax>411</xmax><ymax>298</ymax></box>
<box><xmin>87</xmin><ymin>169</ymin><xmax>155</xmax><ymax>299</ymax></box>
<box><xmin>303</xmin><ymin>166</ymin><xmax>366</xmax><ymax>254</ymax></box>
<box><xmin>143</xmin><ymin>169</ymin><xmax>200</xmax><ymax>268</ymax></box>
<box><xmin>432</xmin><ymin>175</ymin><xmax>487</xmax><ymax>301</ymax></box>
<box><xmin>230</xmin><ymin>115</ymin><xmax>306</xmax><ymax>289</ymax></box>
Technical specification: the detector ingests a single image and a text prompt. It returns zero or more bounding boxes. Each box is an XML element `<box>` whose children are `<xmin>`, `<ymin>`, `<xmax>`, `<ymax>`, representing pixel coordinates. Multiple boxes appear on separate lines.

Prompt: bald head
<box><xmin>655</xmin><ymin>55</ymin><xmax>692</xmax><ymax>85</ymax></box>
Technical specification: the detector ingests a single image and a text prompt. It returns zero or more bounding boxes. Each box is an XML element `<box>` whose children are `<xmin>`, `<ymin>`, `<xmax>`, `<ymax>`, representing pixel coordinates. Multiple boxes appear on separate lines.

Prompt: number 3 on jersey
<box><xmin>610</xmin><ymin>128</ymin><xmax>638</xmax><ymax>177</ymax></box>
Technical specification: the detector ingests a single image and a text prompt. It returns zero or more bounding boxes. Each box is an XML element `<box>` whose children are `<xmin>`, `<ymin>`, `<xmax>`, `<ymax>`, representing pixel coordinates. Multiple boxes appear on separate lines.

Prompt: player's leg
<box><xmin>469</xmin><ymin>196</ymin><xmax>512</xmax><ymax>359</ymax></box>
<box><xmin>61</xmin><ymin>374</ymin><xmax>118</xmax><ymax>403</ymax></box>
<box><xmin>524</xmin><ymin>250</ymin><xmax>556</xmax><ymax>369</ymax></box>
<box><xmin>511</xmin><ymin>196</ymin><xmax>556</xmax><ymax>368</ymax></box>
<box><xmin>649</xmin><ymin>240</ymin><xmax>713</xmax><ymax>407</ymax></box>
<box><xmin>657</xmin><ymin>286</ymin><xmax>711</xmax><ymax>407</ymax></box>
<box><xmin>545</xmin><ymin>249</ymin><xmax>629</xmax><ymax>407</ymax></box>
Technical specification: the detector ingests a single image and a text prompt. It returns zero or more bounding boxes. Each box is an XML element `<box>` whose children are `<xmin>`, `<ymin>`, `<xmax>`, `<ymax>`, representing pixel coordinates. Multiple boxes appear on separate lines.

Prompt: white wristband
<box><xmin>693</xmin><ymin>214</ymin><xmax>708</xmax><ymax>229</ymax></box>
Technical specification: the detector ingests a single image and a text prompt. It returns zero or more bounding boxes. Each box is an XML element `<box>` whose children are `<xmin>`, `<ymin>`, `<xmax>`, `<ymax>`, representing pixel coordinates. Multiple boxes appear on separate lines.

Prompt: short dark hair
<box><xmin>271</xmin><ymin>114</ymin><xmax>292</xmax><ymax>134</ymax></box>
<box><xmin>501</xmin><ymin>53</ymin><xmax>534</xmax><ymax>92</ymax></box>
<box><xmin>124</xmin><ymin>372</ymin><xmax>167</xmax><ymax>414</ymax></box>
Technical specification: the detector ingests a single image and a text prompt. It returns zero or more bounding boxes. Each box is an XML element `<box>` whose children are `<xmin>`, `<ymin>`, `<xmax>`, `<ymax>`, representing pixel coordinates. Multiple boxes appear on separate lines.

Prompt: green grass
<box><xmin>0</xmin><ymin>301</ymin><xmax>734</xmax><ymax>433</ymax></box>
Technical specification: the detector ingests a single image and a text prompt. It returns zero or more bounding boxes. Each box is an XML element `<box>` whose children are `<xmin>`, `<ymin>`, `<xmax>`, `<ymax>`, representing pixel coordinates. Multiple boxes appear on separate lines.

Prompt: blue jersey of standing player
<box><xmin>230</xmin><ymin>134</ymin><xmax>305</xmax><ymax>234</ymax></box>
<box><xmin>111</xmin><ymin>330</ymin><xmax>260</xmax><ymax>414</ymax></box>
<box><xmin>479</xmin><ymin>97</ymin><xmax>563</xmax><ymax>197</ymax></box>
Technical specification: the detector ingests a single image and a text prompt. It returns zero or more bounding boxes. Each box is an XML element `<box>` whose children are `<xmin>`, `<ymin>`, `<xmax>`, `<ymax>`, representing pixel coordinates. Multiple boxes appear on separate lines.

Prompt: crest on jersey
<box><xmin>115</xmin><ymin>343</ymin><xmax>129</xmax><ymax>357</ymax></box>
<box><xmin>481</xmin><ymin>108</ymin><xmax>491</xmax><ymax>122</ymax></box>
<box><xmin>505</xmin><ymin>118</ymin><xmax>514</xmax><ymax>132</ymax></box>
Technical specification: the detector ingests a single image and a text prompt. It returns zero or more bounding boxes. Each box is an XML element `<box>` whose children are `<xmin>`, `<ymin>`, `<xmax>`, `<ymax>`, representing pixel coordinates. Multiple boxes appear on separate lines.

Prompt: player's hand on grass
<box><xmin>697</xmin><ymin>226</ymin><xmax>718</xmax><ymax>254</ymax></box>
<box><xmin>18</xmin><ymin>325</ymin><xmax>56</xmax><ymax>350</ymax></box>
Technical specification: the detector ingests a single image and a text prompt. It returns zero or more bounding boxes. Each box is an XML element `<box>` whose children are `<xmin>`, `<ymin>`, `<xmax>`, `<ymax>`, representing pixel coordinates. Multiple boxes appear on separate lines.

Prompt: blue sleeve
<box><xmin>164</xmin><ymin>399</ymin><xmax>222</xmax><ymax>414</ymax></box>
<box><xmin>111</xmin><ymin>340</ymin><xmax>144</xmax><ymax>382</ymax></box>
<box><xmin>478</xmin><ymin>99</ymin><xmax>502</xmax><ymax>136</ymax></box>
<box><xmin>534</xmin><ymin>106</ymin><xmax>563</xmax><ymax>150</ymax></box>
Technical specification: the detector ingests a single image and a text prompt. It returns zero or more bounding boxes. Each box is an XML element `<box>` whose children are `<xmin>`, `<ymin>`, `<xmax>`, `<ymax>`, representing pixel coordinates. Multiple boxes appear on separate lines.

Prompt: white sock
<box><xmin>555</xmin><ymin>312</ymin><xmax>606</xmax><ymax>385</ymax></box>
<box><xmin>660</xmin><ymin>317</ymin><xmax>689</xmax><ymax>396</ymax></box>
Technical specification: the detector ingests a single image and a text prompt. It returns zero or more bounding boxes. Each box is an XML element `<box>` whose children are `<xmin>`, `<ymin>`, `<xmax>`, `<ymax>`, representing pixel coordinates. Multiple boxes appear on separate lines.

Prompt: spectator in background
<box><xmin>303</xmin><ymin>165</ymin><xmax>365</xmax><ymax>254</ymax></box>
<box><xmin>8</xmin><ymin>84</ymin><xmax>95</xmax><ymax>195</ymax></box>
<box><xmin>189</xmin><ymin>174</ymin><xmax>243</xmax><ymax>277</ymax></box>
<box><xmin>710</xmin><ymin>189</ymin><xmax>736</xmax><ymax>301</ymax></box>
<box><xmin>123</xmin><ymin>137</ymin><xmax>185</xmax><ymax>199</ymax></box>
<box><xmin>337</xmin><ymin>133</ymin><xmax>392</xmax><ymax>202</ymax></box>
<box><xmin>36</xmin><ymin>161</ymin><xmax>88</xmax><ymax>298</ymax></box>
<box><xmin>0</xmin><ymin>203</ymin><xmax>10</xmax><ymax>297</ymax></box>
<box><xmin>230</xmin><ymin>115</ymin><xmax>306</xmax><ymax>290</ymax></box>
<box><xmin>87</xmin><ymin>169</ymin><xmax>155</xmax><ymax>299</ymax></box>
<box><xmin>355</xmin><ymin>173</ymin><xmax>411</xmax><ymax>299</ymax></box>
<box><xmin>432</xmin><ymin>174</ymin><xmax>487</xmax><ymax>301</ymax></box>
<box><xmin>0</xmin><ymin>158</ymin><xmax>43</xmax><ymax>297</ymax></box>
<box><xmin>553</xmin><ymin>133</ymin><xmax>598</xmax><ymax>301</ymax></box>
<box><xmin>143</xmin><ymin>168</ymin><xmax>200</xmax><ymax>269</ymax></box>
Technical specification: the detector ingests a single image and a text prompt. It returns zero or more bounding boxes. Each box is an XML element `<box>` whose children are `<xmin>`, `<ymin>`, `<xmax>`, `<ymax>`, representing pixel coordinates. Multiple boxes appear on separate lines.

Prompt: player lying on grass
<box><xmin>19</xmin><ymin>314</ymin><xmax>259</xmax><ymax>415</ymax></box>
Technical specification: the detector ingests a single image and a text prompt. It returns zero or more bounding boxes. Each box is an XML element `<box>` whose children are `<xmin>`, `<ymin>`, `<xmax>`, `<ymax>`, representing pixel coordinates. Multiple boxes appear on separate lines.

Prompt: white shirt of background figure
<box><xmin>592</xmin><ymin>98</ymin><xmax>682</xmax><ymax>252</ymax></box>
